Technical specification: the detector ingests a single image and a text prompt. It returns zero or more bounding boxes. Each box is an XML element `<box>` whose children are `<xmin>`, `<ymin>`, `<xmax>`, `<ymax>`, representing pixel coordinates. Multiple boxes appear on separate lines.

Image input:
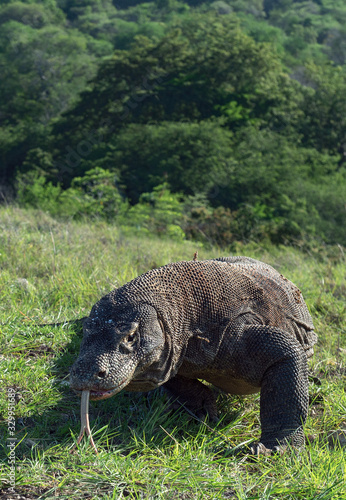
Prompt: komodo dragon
<box><xmin>70</xmin><ymin>256</ymin><xmax>317</xmax><ymax>454</ymax></box>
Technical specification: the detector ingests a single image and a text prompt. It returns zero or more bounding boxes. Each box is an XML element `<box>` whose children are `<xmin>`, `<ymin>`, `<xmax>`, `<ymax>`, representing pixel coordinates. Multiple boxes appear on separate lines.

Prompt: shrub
<box><xmin>16</xmin><ymin>170</ymin><xmax>62</xmax><ymax>215</ymax></box>
<box><xmin>123</xmin><ymin>184</ymin><xmax>186</xmax><ymax>241</ymax></box>
<box><xmin>16</xmin><ymin>168</ymin><xmax>128</xmax><ymax>221</ymax></box>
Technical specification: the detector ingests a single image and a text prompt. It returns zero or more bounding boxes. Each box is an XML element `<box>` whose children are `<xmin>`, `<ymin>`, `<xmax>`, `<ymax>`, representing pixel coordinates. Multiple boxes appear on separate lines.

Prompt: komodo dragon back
<box><xmin>215</xmin><ymin>256</ymin><xmax>316</xmax><ymax>356</ymax></box>
<box><xmin>70</xmin><ymin>256</ymin><xmax>317</xmax><ymax>455</ymax></box>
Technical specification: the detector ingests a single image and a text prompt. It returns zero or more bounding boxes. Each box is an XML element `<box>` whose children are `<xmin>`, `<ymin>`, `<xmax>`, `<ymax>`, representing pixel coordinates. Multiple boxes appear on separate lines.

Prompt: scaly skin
<box><xmin>70</xmin><ymin>257</ymin><xmax>317</xmax><ymax>453</ymax></box>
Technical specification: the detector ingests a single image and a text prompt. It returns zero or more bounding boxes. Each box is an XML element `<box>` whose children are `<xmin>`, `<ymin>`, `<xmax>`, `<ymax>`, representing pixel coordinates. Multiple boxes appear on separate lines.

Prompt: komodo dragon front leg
<box><xmin>239</xmin><ymin>325</ymin><xmax>308</xmax><ymax>453</ymax></box>
<box><xmin>251</xmin><ymin>326</ymin><xmax>309</xmax><ymax>453</ymax></box>
<box><xmin>166</xmin><ymin>324</ymin><xmax>309</xmax><ymax>454</ymax></box>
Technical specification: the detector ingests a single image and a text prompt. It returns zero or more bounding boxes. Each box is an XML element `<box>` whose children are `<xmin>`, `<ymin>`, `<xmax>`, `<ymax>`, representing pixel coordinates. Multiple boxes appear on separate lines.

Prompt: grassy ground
<box><xmin>0</xmin><ymin>206</ymin><xmax>345</xmax><ymax>500</ymax></box>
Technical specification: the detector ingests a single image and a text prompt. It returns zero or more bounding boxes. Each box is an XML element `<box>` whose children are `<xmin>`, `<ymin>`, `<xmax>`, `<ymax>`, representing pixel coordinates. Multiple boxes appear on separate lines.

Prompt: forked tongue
<box><xmin>70</xmin><ymin>390</ymin><xmax>98</xmax><ymax>454</ymax></box>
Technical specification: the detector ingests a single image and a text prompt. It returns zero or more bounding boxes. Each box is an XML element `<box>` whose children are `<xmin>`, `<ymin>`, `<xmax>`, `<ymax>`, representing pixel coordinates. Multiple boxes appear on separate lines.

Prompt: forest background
<box><xmin>0</xmin><ymin>0</ymin><xmax>345</xmax><ymax>248</ymax></box>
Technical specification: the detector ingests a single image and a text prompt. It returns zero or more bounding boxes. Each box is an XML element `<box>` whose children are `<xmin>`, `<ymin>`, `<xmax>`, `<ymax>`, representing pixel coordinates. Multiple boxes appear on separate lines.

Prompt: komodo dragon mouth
<box><xmin>73</xmin><ymin>378</ymin><xmax>130</xmax><ymax>400</ymax></box>
<box><xmin>72</xmin><ymin>388</ymin><xmax>118</xmax><ymax>401</ymax></box>
<box><xmin>88</xmin><ymin>389</ymin><xmax>117</xmax><ymax>400</ymax></box>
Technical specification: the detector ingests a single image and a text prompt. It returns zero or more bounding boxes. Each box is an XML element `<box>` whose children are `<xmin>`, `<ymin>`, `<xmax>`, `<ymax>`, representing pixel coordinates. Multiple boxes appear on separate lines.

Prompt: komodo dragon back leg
<box><xmin>236</xmin><ymin>325</ymin><xmax>309</xmax><ymax>454</ymax></box>
<box><xmin>164</xmin><ymin>376</ymin><xmax>218</xmax><ymax>422</ymax></box>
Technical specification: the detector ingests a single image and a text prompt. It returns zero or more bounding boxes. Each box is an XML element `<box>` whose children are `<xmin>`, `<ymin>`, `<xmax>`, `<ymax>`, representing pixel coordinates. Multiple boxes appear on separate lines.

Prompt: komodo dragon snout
<box><xmin>70</xmin><ymin>302</ymin><xmax>168</xmax><ymax>401</ymax></box>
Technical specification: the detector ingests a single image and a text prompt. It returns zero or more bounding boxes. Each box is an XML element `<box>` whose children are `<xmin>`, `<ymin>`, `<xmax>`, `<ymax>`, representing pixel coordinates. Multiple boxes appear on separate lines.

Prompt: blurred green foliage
<box><xmin>0</xmin><ymin>0</ymin><xmax>345</xmax><ymax>247</ymax></box>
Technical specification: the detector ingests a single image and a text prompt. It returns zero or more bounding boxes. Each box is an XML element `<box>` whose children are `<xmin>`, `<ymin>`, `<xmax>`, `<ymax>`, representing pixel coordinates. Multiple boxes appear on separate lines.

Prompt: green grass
<box><xmin>0</xmin><ymin>206</ymin><xmax>345</xmax><ymax>499</ymax></box>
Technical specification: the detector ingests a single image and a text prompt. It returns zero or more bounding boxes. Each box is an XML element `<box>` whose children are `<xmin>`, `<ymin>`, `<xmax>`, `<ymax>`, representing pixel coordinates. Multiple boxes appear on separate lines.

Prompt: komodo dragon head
<box><xmin>70</xmin><ymin>299</ymin><xmax>169</xmax><ymax>401</ymax></box>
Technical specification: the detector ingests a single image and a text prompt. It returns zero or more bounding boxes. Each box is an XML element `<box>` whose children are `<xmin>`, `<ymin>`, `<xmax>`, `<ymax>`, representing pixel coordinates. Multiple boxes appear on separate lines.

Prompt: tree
<box><xmin>50</xmin><ymin>13</ymin><xmax>287</xmax><ymax>185</ymax></box>
<box><xmin>300</xmin><ymin>63</ymin><xmax>346</xmax><ymax>159</ymax></box>
<box><xmin>112</xmin><ymin>119</ymin><xmax>234</xmax><ymax>202</ymax></box>
<box><xmin>0</xmin><ymin>2</ymin><xmax>104</xmax><ymax>186</ymax></box>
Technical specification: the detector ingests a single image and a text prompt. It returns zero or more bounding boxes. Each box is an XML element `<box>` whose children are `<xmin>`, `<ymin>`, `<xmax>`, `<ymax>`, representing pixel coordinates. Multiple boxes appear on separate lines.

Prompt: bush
<box><xmin>16</xmin><ymin>170</ymin><xmax>62</xmax><ymax>215</ymax></box>
<box><xmin>123</xmin><ymin>183</ymin><xmax>186</xmax><ymax>241</ymax></box>
<box><xmin>62</xmin><ymin>167</ymin><xmax>128</xmax><ymax>220</ymax></box>
<box><xmin>16</xmin><ymin>168</ymin><xmax>128</xmax><ymax>221</ymax></box>
<box><xmin>15</xmin><ymin>166</ymin><xmax>346</xmax><ymax>247</ymax></box>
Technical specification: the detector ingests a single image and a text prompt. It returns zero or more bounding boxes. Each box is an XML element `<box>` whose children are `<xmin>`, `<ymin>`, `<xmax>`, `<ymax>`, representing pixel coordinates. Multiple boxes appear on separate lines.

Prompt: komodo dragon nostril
<box><xmin>97</xmin><ymin>370</ymin><xmax>108</xmax><ymax>379</ymax></box>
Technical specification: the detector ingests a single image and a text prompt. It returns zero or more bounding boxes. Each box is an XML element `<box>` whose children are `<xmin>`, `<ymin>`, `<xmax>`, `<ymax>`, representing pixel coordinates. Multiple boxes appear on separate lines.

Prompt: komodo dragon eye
<box><xmin>122</xmin><ymin>323</ymin><xmax>139</xmax><ymax>345</ymax></box>
<box><xmin>126</xmin><ymin>331</ymin><xmax>137</xmax><ymax>343</ymax></box>
<box><xmin>118</xmin><ymin>324</ymin><xmax>138</xmax><ymax>354</ymax></box>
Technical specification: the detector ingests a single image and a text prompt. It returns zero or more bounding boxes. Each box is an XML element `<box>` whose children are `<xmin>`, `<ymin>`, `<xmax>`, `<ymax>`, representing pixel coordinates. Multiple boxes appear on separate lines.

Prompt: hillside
<box><xmin>0</xmin><ymin>0</ymin><xmax>345</xmax><ymax>247</ymax></box>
